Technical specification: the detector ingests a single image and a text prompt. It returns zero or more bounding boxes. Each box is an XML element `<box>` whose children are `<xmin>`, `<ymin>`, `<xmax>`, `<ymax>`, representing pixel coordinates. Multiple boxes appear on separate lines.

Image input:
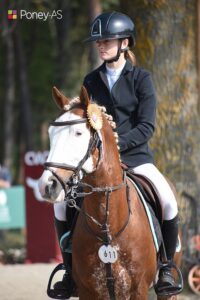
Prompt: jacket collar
<box><xmin>98</xmin><ymin>59</ymin><xmax>133</xmax><ymax>75</ymax></box>
<box><xmin>98</xmin><ymin>59</ymin><xmax>133</xmax><ymax>88</ymax></box>
<box><xmin>122</xmin><ymin>59</ymin><xmax>134</xmax><ymax>73</ymax></box>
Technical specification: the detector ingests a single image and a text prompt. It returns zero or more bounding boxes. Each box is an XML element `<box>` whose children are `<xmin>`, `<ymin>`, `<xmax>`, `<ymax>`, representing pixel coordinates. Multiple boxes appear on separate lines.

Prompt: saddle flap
<box><xmin>126</xmin><ymin>170</ymin><xmax>163</xmax><ymax>224</ymax></box>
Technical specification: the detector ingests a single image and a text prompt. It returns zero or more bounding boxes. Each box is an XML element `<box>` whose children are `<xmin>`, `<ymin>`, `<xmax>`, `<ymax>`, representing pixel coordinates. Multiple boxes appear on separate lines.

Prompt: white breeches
<box><xmin>132</xmin><ymin>163</ymin><xmax>178</xmax><ymax>220</ymax></box>
<box><xmin>54</xmin><ymin>202</ymin><xmax>67</xmax><ymax>221</ymax></box>
<box><xmin>54</xmin><ymin>163</ymin><xmax>178</xmax><ymax>221</ymax></box>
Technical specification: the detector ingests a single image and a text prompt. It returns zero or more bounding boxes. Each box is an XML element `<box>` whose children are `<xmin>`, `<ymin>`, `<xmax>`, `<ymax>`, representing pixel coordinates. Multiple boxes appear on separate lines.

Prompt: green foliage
<box><xmin>0</xmin><ymin>229</ymin><xmax>25</xmax><ymax>250</ymax></box>
<box><xmin>0</xmin><ymin>229</ymin><xmax>26</xmax><ymax>264</ymax></box>
<box><xmin>102</xmin><ymin>0</ymin><xmax>120</xmax><ymax>10</ymax></box>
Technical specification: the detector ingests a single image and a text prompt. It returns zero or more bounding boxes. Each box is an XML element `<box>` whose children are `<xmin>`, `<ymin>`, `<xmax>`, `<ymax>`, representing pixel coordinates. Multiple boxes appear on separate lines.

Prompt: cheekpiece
<box><xmin>87</xmin><ymin>103</ymin><xmax>103</xmax><ymax>130</ymax></box>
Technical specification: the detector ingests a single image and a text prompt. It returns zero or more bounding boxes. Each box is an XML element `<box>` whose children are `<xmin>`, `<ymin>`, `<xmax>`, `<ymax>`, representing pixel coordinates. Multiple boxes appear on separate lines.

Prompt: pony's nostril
<box><xmin>52</xmin><ymin>179</ymin><xmax>57</xmax><ymax>189</ymax></box>
<box><xmin>45</xmin><ymin>178</ymin><xmax>58</xmax><ymax>197</ymax></box>
<box><xmin>45</xmin><ymin>184</ymin><xmax>51</xmax><ymax>196</ymax></box>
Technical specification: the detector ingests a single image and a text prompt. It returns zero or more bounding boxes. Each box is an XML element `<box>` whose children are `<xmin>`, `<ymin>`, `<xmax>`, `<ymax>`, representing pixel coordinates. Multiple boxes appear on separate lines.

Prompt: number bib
<box><xmin>98</xmin><ymin>245</ymin><xmax>118</xmax><ymax>263</ymax></box>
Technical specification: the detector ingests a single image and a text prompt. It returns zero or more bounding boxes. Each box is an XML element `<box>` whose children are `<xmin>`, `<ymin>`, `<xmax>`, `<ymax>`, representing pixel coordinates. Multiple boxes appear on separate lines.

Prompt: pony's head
<box><xmin>38</xmin><ymin>86</ymin><xmax>120</xmax><ymax>203</ymax></box>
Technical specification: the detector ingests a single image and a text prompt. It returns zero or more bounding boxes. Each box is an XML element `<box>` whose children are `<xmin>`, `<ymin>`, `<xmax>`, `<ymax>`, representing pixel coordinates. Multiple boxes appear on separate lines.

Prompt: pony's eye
<box><xmin>75</xmin><ymin>130</ymin><xmax>83</xmax><ymax>136</ymax></box>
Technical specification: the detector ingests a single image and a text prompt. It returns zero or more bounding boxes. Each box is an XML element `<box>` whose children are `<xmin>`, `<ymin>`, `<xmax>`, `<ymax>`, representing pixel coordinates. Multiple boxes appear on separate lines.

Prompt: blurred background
<box><xmin>0</xmin><ymin>0</ymin><xmax>200</xmax><ymax>297</ymax></box>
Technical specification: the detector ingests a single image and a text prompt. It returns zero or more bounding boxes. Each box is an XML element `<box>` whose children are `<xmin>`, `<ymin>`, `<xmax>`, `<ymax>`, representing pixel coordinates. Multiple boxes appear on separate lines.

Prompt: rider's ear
<box><xmin>52</xmin><ymin>86</ymin><xmax>70</xmax><ymax>109</ymax></box>
<box><xmin>80</xmin><ymin>86</ymin><xmax>90</xmax><ymax>107</ymax></box>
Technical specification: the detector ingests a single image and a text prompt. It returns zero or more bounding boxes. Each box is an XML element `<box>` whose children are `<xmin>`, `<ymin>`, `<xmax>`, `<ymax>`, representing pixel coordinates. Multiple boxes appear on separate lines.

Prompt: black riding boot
<box><xmin>47</xmin><ymin>218</ymin><xmax>74</xmax><ymax>299</ymax></box>
<box><xmin>155</xmin><ymin>214</ymin><xmax>182</xmax><ymax>297</ymax></box>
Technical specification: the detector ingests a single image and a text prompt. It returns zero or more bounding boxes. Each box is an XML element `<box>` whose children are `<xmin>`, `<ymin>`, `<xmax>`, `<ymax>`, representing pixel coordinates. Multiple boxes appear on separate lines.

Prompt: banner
<box><xmin>0</xmin><ymin>186</ymin><xmax>25</xmax><ymax>229</ymax></box>
<box><xmin>24</xmin><ymin>150</ymin><xmax>61</xmax><ymax>263</ymax></box>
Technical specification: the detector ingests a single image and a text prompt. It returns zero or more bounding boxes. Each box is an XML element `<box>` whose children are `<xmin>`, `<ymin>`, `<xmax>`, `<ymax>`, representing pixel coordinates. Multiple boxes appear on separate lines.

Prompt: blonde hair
<box><xmin>125</xmin><ymin>49</ymin><xmax>136</xmax><ymax>65</ymax></box>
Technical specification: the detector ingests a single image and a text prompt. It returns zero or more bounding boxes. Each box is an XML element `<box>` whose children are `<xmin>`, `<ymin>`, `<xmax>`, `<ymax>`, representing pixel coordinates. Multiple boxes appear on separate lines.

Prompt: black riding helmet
<box><xmin>84</xmin><ymin>11</ymin><xmax>135</xmax><ymax>47</ymax></box>
<box><xmin>84</xmin><ymin>12</ymin><xmax>135</xmax><ymax>63</ymax></box>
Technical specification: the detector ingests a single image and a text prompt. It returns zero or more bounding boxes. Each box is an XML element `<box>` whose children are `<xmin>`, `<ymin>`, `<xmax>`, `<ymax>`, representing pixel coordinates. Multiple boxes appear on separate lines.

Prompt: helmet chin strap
<box><xmin>104</xmin><ymin>40</ymin><xmax>129</xmax><ymax>64</ymax></box>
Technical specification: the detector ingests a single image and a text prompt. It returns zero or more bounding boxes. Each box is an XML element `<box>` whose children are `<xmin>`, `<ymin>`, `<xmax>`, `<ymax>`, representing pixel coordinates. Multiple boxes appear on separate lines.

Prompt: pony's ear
<box><xmin>79</xmin><ymin>86</ymin><xmax>90</xmax><ymax>107</ymax></box>
<box><xmin>52</xmin><ymin>86</ymin><xmax>70</xmax><ymax>109</ymax></box>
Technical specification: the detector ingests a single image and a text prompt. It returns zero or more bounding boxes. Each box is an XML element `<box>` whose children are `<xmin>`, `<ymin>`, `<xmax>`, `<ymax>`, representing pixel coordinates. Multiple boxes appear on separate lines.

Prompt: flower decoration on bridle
<box><xmin>87</xmin><ymin>103</ymin><xmax>103</xmax><ymax>130</ymax></box>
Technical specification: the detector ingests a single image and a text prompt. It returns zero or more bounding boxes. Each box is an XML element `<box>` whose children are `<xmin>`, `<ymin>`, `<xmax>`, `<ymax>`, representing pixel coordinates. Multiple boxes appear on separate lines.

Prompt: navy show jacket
<box><xmin>83</xmin><ymin>59</ymin><xmax>157</xmax><ymax>168</ymax></box>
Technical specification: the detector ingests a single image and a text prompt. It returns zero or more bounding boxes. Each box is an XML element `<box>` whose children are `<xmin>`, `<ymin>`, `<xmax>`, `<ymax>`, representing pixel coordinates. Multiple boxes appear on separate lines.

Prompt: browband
<box><xmin>50</xmin><ymin>118</ymin><xmax>88</xmax><ymax>126</ymax></box>
<box><xmin>44</xmin><ymin>161</ymin><xmax>76</xmax><ymax>171</ymax></box>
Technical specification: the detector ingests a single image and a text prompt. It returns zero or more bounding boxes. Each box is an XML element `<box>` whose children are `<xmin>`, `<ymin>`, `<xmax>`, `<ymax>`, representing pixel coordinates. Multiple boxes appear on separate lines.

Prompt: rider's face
<box><xmin>96</xmin><ymin>39</ymin><xmax>119</xmax><ymax>61</ymax></box>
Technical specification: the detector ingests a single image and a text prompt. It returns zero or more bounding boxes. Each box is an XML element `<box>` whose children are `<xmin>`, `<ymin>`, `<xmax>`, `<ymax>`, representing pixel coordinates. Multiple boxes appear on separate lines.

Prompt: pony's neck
<box><xmin>88</xmin><ymin>124</ymin><xmax>123</xmax><ymax>186</ymax></box>
<box><xmin>85</xmin><ymin>152</ymin><xmax>123</xmax><ymax>187</ymax></box>
<box><xmin>85</xmin><ymin>116</ymin><xmax>123</xmax><ymax>186</ymax></box>
<box><xmin>83</xmin><ymin>146</ymin><xmax>128</xmax><ymax>231</ymax></box>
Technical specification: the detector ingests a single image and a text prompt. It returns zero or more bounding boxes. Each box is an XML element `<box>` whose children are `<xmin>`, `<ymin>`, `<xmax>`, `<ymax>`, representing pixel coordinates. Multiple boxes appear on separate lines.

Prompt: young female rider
<box><xmin>83</xmin><ymin>11</ymin><xmax>182</xmax><ymax>297</ymax></box>
<box><xmin>52</xmin><ymin>11</ymin><xmax>182</xmax><ymax>299</ymax></box>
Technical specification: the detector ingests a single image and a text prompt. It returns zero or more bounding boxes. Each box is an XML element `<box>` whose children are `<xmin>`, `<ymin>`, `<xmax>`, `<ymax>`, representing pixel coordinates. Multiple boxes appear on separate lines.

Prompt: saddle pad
<box><xmin>128</xmin><ymin>177</ymin><xmax>162</xmax><ymax>252</ymax></box>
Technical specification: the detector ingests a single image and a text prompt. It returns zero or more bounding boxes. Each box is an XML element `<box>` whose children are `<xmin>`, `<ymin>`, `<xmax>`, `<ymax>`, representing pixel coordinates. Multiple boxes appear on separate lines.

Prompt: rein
<box><xmin>45</xmin><ymin>114</ymin><xmax>131</xmax><ymax>300</ymax></box>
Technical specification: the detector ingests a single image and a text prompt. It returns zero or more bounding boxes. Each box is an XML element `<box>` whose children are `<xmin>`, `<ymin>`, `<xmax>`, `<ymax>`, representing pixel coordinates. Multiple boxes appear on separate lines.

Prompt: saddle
<box><xmin>125</xmin><ymin>168</ymin><xmax>163</xmax><ymax>225</ymax></box>
<box><xmin>124</xmin><ymin>167</ymin><xmax>183</xmax><ymax>297</ymax></box>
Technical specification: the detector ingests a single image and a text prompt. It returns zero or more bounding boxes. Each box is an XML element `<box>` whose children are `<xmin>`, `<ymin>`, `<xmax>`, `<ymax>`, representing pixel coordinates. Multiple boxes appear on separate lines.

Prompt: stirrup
<box><xmin>154</xmin><ymin>261</ymin><xmax>183</xmax><ymax>297</ymax></box>
<box><xmin>47</xmin><ymin>263</ymin><xmax>71</xmax><ymax>299</ymax></box>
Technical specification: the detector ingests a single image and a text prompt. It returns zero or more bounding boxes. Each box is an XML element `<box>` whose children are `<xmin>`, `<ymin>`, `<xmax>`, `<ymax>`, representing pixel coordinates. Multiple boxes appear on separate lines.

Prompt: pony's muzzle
<box><xmin>45</xmin><ymin>178</ymin><xmax>57</xmax><ymax>196</ymax></box>
<box><xmin>44</xmin><ymin>176</ymin><xmax>64</xmax><ymax>202</ymax></box>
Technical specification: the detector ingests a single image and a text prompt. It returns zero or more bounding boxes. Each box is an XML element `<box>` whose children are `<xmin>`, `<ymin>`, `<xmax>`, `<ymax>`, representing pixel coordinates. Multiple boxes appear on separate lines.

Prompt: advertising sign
<box><xmin>0</xmin><ymin>186</ymin><xmax>25</xmax><ymax>229</ymax></box>
<box><xmin>24</xmin><ymin>151</ymin><xmax>61</xmax><ymax>263</ymax></box>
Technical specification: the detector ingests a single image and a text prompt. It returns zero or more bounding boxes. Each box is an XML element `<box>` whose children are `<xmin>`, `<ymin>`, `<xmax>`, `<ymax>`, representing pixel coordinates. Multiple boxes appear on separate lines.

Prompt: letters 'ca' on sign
<box><xmin>98</xmin><ymin>245</ymin><xmax>118</xmax><ymax>264</ymax></box>
<box><xmin>24</xmin><ymin>151</ymin><xmax>49</xmax><ymax>166</ymax></box>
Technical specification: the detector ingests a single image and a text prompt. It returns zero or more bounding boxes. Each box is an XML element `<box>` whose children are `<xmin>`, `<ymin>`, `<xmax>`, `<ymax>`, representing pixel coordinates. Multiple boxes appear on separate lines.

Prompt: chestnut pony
<box><xmin>39</xmin><ymin>86</ymin><xmax>179</xmax><ymax>300</ymax></box>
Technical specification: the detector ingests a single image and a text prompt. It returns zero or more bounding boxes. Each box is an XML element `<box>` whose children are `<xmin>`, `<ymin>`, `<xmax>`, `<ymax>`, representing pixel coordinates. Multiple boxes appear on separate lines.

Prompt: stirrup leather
<box><xmin>47</xmin><ymin>263</ymin><xmax>71</xmax><ymax>299</ymax></box>
<box><xmin>154</xmin><ymin>261</ymin><xmax>183</xmax><ymax>297</ymax></box>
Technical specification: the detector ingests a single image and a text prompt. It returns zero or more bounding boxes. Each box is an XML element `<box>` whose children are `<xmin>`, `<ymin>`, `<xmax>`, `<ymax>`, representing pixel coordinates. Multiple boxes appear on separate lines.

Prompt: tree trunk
<box><xmin>14</xmin><ymin>25</ymin><xmax>33</xmax><ymax>151</ymax></box>
<box><xmin>120</xmin><ymin>0</ymin><xmax>200</xmax><ymax>196</ymax></box>
<box><xmin>87</xmin><ymin>0</ymin><xmax>102</xmax><ymax>70</ymax></box>
<box><xmin>1</xmin><ymin>1</ymin><xmax>15</xmax><ymax>169</ymax></box>
<box><xmin>197</xmin><ymin>0</ymin><xmax>200</xmax><ymax>114</ymax></box>
<box><xmin>54</xmin><ymin>0</ymin><xmax>71</xmax><ymax>90</ymax></box>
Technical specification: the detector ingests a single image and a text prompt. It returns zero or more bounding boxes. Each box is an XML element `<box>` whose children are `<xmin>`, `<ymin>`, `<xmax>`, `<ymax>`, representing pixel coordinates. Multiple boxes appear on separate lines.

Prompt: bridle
<box><xmin>44</xmin><ymin>112</ymin><xmax>129</xmax><ymax>231</ymax></box>
<box><xmin>44</xmin><ymin>113</ymin><xmax>125</xmax><ymax>200</ymax></box>
<box><xmin>45</xmin><ymin>117</ymin><xmax>102</xmax><ymax>189</ymax></box>
<box><xmin>45</xmin><ymin>117</ymin><xmax>99</xmax><ymax>172</ymax></box>
<box><xmin>44</xmin><ymin>111</ymin><xmax>131</xmax><ymax>300</ymax></box>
